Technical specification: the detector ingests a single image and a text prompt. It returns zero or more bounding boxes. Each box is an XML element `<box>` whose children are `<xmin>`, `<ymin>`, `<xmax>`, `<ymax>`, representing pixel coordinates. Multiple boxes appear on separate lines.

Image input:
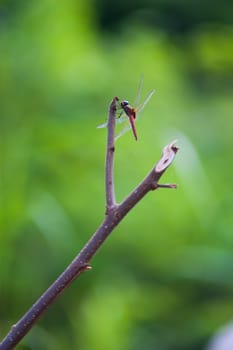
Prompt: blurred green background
<box><xmin>0</xmin><ymin>0</ymin><xmax>233</xmax><ymax>349</ymax></box>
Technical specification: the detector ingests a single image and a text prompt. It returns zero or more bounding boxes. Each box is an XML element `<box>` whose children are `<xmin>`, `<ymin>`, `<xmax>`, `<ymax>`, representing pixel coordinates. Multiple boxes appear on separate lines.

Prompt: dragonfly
<box><xmin>97</xmin><ymin>78</ymin><xmax>155</xmax><ymax>141</ymax></box>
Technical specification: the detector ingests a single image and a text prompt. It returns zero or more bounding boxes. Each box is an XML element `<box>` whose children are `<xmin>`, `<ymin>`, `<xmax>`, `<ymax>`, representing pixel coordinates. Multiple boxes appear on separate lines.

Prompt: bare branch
<box><xmin>0</xmin><ymin>100</ymin><xmax>178</xmax><ymax>350</ymax></box>
<box><xmin>105</xmin><ymin>97</ymin><xmax>118</xmax><ymax>212</ymax></box>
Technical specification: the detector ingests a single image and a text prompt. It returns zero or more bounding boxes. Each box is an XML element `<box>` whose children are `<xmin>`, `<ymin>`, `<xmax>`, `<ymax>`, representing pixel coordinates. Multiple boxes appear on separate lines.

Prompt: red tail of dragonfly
<box><xmin>119</xmin><ymin>100</ymin><xmax>138</xmax><ymax>140</ymax></box>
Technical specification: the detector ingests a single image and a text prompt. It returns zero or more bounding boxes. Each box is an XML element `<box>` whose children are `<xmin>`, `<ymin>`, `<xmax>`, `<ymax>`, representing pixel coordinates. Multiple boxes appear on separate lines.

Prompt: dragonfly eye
<box><xmin>121</xmin><ymin>100</ymin><xmax>129</xmax><ymax>108</ymax></box>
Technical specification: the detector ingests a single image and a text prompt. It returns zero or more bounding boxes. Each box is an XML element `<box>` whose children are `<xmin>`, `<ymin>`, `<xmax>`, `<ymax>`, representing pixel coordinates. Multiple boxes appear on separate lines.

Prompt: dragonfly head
<box><xmin>121</xmin><ymin>100</ymin><xmax>129</xmax><ymax>108</ymax></box>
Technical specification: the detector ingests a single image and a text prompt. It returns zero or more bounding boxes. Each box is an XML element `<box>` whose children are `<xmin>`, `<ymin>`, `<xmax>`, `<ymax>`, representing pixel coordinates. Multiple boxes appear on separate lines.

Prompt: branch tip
<box><xmin>170</xmin><ymin>139</ymin><xmax>179</xmax><ymax>153</ymax></box>
<box><xmin>155</xmin><ymin>140</ymin><xmax>178</xmax><ymax>173</ymax></box>
<box><xmin>109</xmin><ymin>97</ymin><xmax>119</xmax><ymax>113</ymax></box>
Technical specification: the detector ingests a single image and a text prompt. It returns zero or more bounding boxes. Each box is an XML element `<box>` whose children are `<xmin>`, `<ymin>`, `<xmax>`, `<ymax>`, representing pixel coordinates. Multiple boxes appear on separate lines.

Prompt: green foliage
<box><xmin>0</xmin><ymin>0</ymin><xmax>233</xmax><ymax>349</ymax></box>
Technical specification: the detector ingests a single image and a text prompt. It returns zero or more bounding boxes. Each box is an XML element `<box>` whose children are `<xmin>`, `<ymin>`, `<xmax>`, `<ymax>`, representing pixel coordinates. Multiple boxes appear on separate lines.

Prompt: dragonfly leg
<box><xmin>116</xmin><ymin>110</ymin><xmax>123</xmax><ymax>119</ymax></box>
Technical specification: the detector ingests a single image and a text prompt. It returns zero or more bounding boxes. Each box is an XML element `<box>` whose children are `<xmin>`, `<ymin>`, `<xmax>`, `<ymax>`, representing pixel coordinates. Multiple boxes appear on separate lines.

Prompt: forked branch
<box><xmin>0</xmin><ymin>97</ymin><xmax>178</xmax><ymax>350</ymax></box>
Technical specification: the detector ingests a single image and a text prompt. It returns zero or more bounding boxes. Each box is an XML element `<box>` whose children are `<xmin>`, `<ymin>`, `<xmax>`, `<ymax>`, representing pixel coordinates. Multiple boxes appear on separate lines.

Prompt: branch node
<box><xmin>151</xmin><ymin>182</ymin><xmax>159</xmax><ymax>190</ymax></box>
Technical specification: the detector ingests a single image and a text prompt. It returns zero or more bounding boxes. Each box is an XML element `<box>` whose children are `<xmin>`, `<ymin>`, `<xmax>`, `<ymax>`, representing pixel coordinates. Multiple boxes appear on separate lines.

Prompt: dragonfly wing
<box><xmin>97</xmin><ymin>121</ymin><xmax>108</xmax><ymax>129</ymax></box>
<box><xmin>136</xmin><ymin>89</ymin><xmax>155</xmax><ymax>117</ymax></box>
<box><xmin>116</xmin><ymin>114</ymin><xmax>128</xmax><ymax>125</ymax></box>
<box><xmin>97</xmin><ymin>114</ymin><xmax>128</xmax><ymax>129</ymax></box>
<box><xmin>115</xmin><ymin>123</ymin><xmax>132</xmax><ymax>141</ymax></box>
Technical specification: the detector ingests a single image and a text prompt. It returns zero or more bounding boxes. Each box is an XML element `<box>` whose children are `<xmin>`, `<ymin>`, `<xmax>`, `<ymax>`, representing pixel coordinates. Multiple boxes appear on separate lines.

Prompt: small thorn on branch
<box><xmin>79</xmin><ymin>263</ymin><xmax>92</xmax><ymax>273</ymax></box>
<box><xmin>151</xmin><ymin>183</ymin><xmax>177</xmax><ymax>190</ymax></box>
<box><xmin>151</xmin><ymin>182</ymin><xmax>177</xmax><ymax>190</ymax></box>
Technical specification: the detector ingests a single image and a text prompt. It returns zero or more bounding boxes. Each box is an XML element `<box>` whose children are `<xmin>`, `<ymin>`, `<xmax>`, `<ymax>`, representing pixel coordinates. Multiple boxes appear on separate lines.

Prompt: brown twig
<box><xmin>0</xmin><ymin>98</ymin><xmax>178</xmax><ymax>350</ymax></box>
<box><xmin>105</xmin><ymin>97</ymin><xmax>118</xmax><ymax>212</ymax></box>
